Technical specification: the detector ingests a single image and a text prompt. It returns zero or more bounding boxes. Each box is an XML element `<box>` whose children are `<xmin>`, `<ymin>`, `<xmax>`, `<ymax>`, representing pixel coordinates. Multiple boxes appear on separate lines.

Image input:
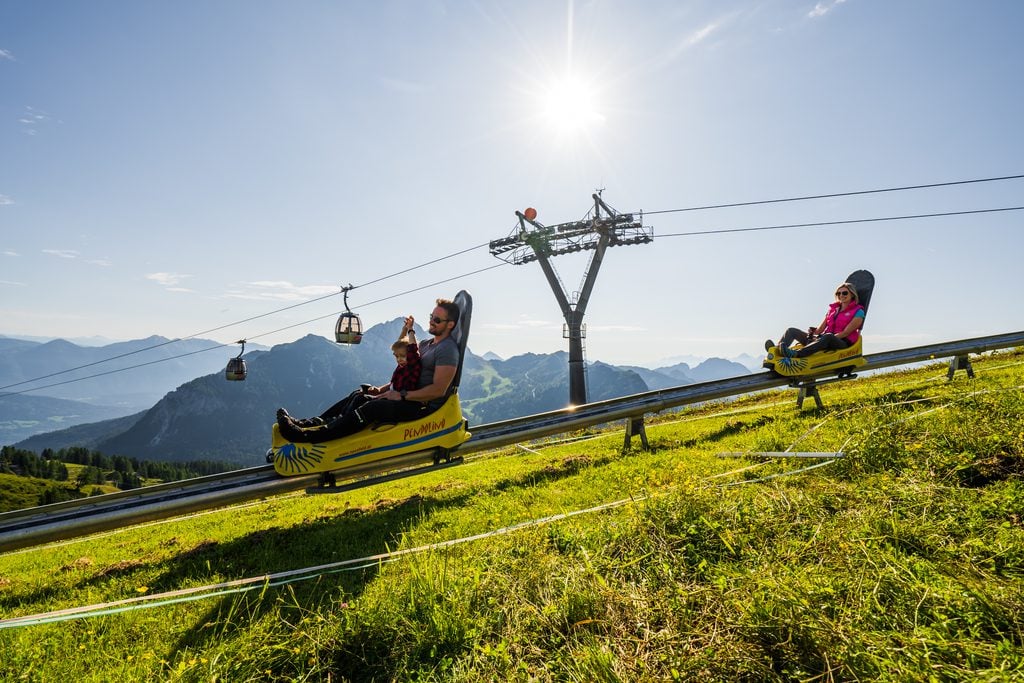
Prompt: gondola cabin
<box><xmin>225</xmin><ymin>341</ymin><xmax>247</xmax><ymax>381</ymax></box>
<box><xmin>225</xmin><ymin>357</ymin><xmax>247</xmax><ymax>381</ymax></box>
<box><xmin>335</xmin><ymin>284</ymin><xmax>363</xmax><ymax>344</ymax></box>
<box><xmin>335</xmin><ymin>312</ymin><xmax>363</xmax><ymax>344</ymax></box>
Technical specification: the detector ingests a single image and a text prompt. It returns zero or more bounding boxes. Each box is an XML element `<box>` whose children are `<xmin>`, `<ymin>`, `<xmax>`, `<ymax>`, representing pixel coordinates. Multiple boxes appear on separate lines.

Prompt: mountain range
<box><xmin>0</xmin><ymin>335</ymin><xmax>269</xmax><ymax>444</ymax></box>
<box><xmin>5</xmin><ymin>323</ymin><xmax>751</xmax><ymax>465</ymax></box>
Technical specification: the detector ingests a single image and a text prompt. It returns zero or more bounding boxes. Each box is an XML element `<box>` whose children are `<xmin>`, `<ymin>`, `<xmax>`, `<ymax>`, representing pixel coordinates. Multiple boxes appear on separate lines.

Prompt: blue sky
<box><xmin>2</xmin><ymin>0</ymin><xmax>1022</xmax><ymax>367</ymax></box>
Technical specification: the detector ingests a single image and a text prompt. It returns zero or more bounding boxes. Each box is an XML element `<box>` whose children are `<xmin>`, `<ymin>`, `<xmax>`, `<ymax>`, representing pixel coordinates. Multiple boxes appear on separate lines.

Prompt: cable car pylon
<box><xmin>489</xmin><ymin>193</ymin><xmax>653</xmax><ymax>406</ymax></box>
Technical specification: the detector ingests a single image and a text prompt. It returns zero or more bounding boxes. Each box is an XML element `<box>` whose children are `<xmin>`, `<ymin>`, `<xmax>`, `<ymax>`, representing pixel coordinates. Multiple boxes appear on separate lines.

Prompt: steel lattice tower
<box><xmin>489</xmin><ymin>193</ymin><xmax>653</xmax><ymax>406</ymax></box>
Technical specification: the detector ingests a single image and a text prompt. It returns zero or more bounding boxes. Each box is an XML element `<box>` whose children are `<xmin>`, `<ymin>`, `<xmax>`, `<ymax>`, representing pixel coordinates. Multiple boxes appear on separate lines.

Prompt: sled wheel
<box><xmin>318</xmin><ymin>471</ymin><xmax>337</xmax><ymax>488</ymax></box>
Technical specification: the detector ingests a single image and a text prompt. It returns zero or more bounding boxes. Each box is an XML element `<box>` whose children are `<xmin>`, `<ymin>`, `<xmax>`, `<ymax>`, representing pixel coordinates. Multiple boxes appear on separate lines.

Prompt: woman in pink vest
<box><xmin>766</xmin><ymin>281</ymin><xmax>866</xmax><ymax>358</ymax></box>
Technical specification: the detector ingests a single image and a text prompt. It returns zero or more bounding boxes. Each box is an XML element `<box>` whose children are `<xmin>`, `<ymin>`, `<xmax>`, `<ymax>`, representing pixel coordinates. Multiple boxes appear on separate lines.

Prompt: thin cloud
<box><xmin>0</xmin><ymin>195</ymin><xmax>13</xmax><ymax>206</ymax></box>
<box><xmin>43</xmin><ymin>249</ymin><xmax>79</xmax><ymax>259</ymax></box>
<box><xmin>656</xmin><ymin>21</ymin><xmax>721</xmax><ymax>66</ymax></box>
<box><xmin>809</xmin><ymin>0</ymin><xmax>847</xmax><ymax>18</ymax></box>
<box><xmin>483</xmin><ymin>317</ymin><xmax>558</xmax><ymax>331</ymax></box>
<box><xmin>19</xmin><ymin>106</ymin><xmax>55</xmax><ymax>136</ymax></box>
<box><xmin>146</xmin><ymin>272</ymin><xmax>193</xmax><ymax>287</ymax></box>
<box><xmin>3</xmin><ymin>250</ymin><xmax>19</xmax><ymax>256</ymax></box>
<box><xmin>38</xmin><ymin>250</ymin><xmax>110</xmax><ymax>266</ymax></box>
<box><xmin>651</xmin><ymin>12</ymin><xmax>739</xmax><ymax>70</ymax></box>
<box><xmin>223</xmin><ymin>280</ymin><xmax>339</xmax><ymax>302</ymax></box>
<box><xmin>1</xmin><ymin>280</ymin><xmax>27</xmax><ymax>287</ymax></box>
<box><xmin>0</xmin><ymin>49</ymin><xmax>13</xmax><ymax>61</ymax></box>
<box><xmin>688</xmin><ymin>22</ymin><xmax>720</xmax><ymax>46</ymax></box>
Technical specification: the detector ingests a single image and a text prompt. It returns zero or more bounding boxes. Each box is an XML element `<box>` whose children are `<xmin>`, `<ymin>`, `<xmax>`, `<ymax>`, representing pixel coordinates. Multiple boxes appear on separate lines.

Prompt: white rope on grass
<box><xmin>717</xmin><ymin>457</ymin><xmax>842</xmax><ymax>487</ymax></box>
<box><xmin>0</xmin><ymin>494</ymin><xmax>644</xmax><ymax>630</ymax></box>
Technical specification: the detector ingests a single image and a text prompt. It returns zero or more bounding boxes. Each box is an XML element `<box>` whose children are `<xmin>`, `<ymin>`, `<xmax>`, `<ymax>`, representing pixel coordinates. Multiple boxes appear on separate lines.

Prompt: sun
<box><xmin>539</xmin><ymin>73</ymin><xmax>607</xmax><ymax>138</ymax></box>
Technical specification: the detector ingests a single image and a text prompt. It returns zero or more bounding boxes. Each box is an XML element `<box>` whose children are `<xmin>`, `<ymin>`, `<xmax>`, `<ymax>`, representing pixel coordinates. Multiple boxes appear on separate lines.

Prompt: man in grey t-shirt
<box><xmin>277</xmin><ymin>298</ymin><xmax>460</xmax><ymax>444</ymax></box>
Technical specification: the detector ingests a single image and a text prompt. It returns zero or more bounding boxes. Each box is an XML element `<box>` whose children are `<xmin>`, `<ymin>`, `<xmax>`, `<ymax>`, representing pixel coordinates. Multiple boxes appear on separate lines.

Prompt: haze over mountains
<box><xmin>0</xmin><ymin>335</ymin><xmax>267</xmax><ymax>407</ymax></box>
<box><xmin>0</xmin><ymin>335</ymin><xmax>271</xmax><ymax>445</ymax></box>
<box><xmin>3</xmin><ymin>325</ymin><xmax>753</xmax><ymax>465</ymax></box>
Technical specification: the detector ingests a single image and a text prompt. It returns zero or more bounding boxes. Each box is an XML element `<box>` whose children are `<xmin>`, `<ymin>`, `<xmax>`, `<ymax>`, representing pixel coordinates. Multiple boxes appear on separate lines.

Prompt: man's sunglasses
<box><xmin>430</xmin><ymin>316</ymin><xmax>449</xmax><ymax>324</ymax></box>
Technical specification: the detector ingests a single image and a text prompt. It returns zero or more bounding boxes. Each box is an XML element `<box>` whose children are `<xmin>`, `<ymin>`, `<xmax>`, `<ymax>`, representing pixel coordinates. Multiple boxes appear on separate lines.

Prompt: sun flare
<box><xmin>539</xmin><ymin>73</ymin><xmax>606</xmax><ymax>138</ymax></box>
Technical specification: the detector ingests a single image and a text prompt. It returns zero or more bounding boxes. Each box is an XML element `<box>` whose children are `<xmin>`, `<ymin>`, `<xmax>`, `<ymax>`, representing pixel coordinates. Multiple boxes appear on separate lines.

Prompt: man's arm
<box><xmin>383</xmin><ymin>364</ymin><xmax>455</xmax><ymax>402</ymax></box>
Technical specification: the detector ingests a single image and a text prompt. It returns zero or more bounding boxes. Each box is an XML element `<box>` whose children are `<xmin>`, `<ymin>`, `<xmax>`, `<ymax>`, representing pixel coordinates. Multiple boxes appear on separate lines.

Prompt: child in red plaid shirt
<box><xmin>387</xmin><ymin>318</ymin><xmax>421</xmax><ymax>393</ymax></box>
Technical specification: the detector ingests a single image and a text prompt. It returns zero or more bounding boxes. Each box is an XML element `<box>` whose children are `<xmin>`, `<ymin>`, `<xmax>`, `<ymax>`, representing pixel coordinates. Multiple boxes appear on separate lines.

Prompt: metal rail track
<box><xmin>2</xmin><ymin>330</ymin><xmax>1021</xmax><ymax>553</ymax></box>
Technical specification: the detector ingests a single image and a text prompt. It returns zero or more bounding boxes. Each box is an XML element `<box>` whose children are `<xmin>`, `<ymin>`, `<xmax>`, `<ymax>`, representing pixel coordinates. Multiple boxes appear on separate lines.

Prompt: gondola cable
<box><xmin>7</xmin><ymin>198</ymin><xmax>1018</xmax><ymax>397</ymax></box>
<box><xmin>0</xmin><ymin>262</ymin><xmax>510</xmax><ymax>397</ymax></box>
<box><xmin>4</xmin><ymin>170</ymin><xmax>1022</xmax><ymax>392</ymax></box>
<box><xmin>0</xmin><ymin>244</ymin><xmax>493</xmax><ymax>392</ymax></box>
<box><xmin>655</xmin><ymin>205</ymin><xmax>1024</xmax><ymax>239</ymax></box>
<box><xmin>4</xmin><ymin>203</ymin><xmax>1017</xmax><ymax>395</ymax></box>
<box><xmin>642</xmin><ymin>172</ymin><xmax>1024</xmax><ymax>216</ymax></box>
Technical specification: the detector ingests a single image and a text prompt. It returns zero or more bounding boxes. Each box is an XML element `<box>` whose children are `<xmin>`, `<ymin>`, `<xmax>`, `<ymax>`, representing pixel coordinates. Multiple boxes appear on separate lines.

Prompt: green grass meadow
<box><xmin>1</xmin><ymin>351</ymin><xmax>1022</xmax><ymax>681</ymax></box>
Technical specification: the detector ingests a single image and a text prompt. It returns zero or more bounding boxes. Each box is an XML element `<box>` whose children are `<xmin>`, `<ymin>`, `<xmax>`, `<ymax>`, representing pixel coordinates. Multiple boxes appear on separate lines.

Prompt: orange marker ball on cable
<box><xmin>524</xmin><ymin>207</ymin><xmax>538</xmax><ymax>221</ymax></box>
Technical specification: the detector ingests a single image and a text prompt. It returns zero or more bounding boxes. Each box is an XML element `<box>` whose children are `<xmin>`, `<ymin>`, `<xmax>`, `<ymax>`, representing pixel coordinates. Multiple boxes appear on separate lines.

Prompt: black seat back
<box><xmin>449</xmin><ymin>290</ymin><xmax>472</xmax><ymax>394</ymax></box>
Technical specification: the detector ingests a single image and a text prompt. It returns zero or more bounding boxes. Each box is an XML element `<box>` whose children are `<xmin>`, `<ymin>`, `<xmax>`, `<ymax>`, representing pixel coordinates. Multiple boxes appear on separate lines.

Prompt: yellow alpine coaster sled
<box><xmin>268</xmin><ymin>392</ymin><xmax>471</xmax><ymax>477</ymax></box>
<box><xmin>268</xmin><ymin>290</ymin><xmax>473</xmax><ymax>481</ymax></box>
<box><xmin>762</xmin><ymin>269</ymin><xmax>875</xmax><ymax>379</ymax></box>
<box><xmin>763</xmin><ymin>337</ymin><xmax>866</xmax><ymax>378</ymax></box>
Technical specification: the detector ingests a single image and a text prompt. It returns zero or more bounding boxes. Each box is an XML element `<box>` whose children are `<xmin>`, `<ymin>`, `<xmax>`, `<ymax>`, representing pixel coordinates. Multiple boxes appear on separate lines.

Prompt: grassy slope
<box><xmin>0</xmin><ymin>351</ymin><xmax>1022</xmax><ymax>681</ymax></box>
<box><xmin>0</xmin><ymin>465</ymin><xmax>121</xmax><ymax>513</ymax></box>
<box><xmin>461</xmin><ymin>362</ymin><xmax>513</xmax><ymax>419</ymax></box>
<box><xmin>0</xmin><ymin>473</ymin><xmax>53</xmax><ymax>512</ymax></box>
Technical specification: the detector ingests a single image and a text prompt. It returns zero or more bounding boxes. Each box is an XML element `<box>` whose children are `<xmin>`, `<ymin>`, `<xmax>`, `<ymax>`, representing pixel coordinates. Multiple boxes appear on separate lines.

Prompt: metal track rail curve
<box><xmin>2</xmin><ymin>330</ymin><xmax>1021</xmax><ymax>553</ymax></box>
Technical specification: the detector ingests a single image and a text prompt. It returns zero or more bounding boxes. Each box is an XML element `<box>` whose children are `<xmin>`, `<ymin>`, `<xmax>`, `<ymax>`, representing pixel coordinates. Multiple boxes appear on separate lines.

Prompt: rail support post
<box><xmin>796</xmin><ymin>384</ymin><xmax>823</xmax><ymax>409</ymax></box>
<box><xmin>789</xmin><ymin>378</ymin><xmax>827</xmax><ymax>409</ymax></box>
<box><xmin>947</xmin><ymin>355</ymin><xmax>975</xmax><ymax>380</ymax></box>
<box><xmin>790</xmin><ymin>373</ymin><xmax>857</xmax><ymax>409</ymax></box>
<box><xmin>623</xmin><ymin>416</ymin><xmax>649</xmax><ymax>451</ymax></box>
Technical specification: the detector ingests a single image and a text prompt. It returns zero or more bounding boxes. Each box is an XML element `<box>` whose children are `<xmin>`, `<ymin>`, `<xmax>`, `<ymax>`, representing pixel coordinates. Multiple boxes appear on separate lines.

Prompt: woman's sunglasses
<box><xmin>835</xmin><ymin>290</ymin><xmax>851</xmax><ymax>297</ymax></box>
